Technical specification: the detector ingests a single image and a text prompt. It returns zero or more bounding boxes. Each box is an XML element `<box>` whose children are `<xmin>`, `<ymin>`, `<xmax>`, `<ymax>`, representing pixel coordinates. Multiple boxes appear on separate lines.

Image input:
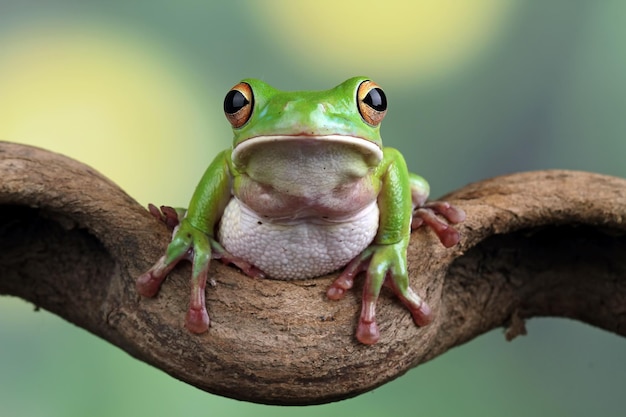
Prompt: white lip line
<box><xmin>232</xmin><ymin>134</ymin><xmax>383</xmax><ymax>160</ymax></box>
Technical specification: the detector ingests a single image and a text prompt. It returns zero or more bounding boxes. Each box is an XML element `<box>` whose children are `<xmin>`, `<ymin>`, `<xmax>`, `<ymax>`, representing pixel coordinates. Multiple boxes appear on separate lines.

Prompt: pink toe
<box><xmin>411</xmin><ymin>302</ymin><xmax>433</xmax><ymax>327</ymax></box>
<box><xmin>136</xmin><ymin>272</ymin><xmax>162</xmax><ymax>298</ymax></box>
<box><xmin>356</xmin><ymin>320</ymin><xmax>380</xmax><ymax>345</ymax></box>
<box><xmin>185</xmin><ymin>308</ymin><xmax>210</xmax><ymax>333</ymax></box>
<box><xmin>327</xmin><ymin>286</ymin><xmax>346</xmax><ymax>300</ymax></box>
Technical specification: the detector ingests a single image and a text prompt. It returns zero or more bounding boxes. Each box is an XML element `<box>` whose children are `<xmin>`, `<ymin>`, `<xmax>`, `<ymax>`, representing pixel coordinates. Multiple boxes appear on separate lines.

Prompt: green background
<box><xmin>1</xmin><ymin>1</ymin><xmax>625</xmax><ymax>416</ymax></box>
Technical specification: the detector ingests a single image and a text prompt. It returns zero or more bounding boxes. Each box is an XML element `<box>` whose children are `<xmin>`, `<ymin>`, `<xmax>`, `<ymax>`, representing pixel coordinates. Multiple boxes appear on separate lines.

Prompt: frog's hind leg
<box><xmin>409</xmin><ymin>172</ymin><xmax>466</xmax><ymax>248</ymax></box>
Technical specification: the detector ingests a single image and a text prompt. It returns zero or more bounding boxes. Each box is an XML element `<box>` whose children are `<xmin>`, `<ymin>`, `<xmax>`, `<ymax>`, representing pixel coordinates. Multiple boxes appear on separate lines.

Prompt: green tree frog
<box><xmin>137</xmin><ymin>77</ymin><xmax>465</xmax><ymax>344</ymax></box>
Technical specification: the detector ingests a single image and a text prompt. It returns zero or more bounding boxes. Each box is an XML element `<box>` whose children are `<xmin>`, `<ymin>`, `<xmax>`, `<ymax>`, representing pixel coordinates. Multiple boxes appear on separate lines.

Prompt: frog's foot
<box><xmin>136</xmin><ymin>248</ymin><xmax>210</xmax><ymax>333</ymax></box>
<box><xmin>185</xmin><ymin>242</ymin><xmax>264</xmax><ymax>333</ymax></box>
<box><xmin>148</xmin><ymin>204</ymin><xmax>184</xmax><ymax>230</ymax></box>
<box><xmin>412</xmin><ymin>201</ymin><xmax>466</xmax><ymax>248</ymax></box>
<box><xmin>137</xmin><ymin>237</ymin><xmax>264</xmax><ymax>335</ymax></box>
<box><xmin>327</xmin><ymin>246</ymin><xmax>432</xmax><ymax>344</ymax></box>
<box><xmin>137</xmin><ymin>221</ymin><xmax>215</xmax><ymax>333</ymax></box>
<box><xmin>184</xmin><ymin>242</ymin><xmax>265</xmax><ymax>332</ymax></box>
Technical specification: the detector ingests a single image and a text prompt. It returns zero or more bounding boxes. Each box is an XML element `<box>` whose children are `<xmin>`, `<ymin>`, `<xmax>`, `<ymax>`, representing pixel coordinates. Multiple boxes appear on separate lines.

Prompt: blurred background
<box><xmin>0</xmin><ymin>0</ymin><xmax>625</xmax><ymax>416</ymax></box>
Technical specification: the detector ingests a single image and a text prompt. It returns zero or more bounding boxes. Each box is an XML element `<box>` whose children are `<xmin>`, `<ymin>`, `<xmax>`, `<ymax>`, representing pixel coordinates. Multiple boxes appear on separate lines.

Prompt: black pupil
<box><xmin>363</xmin><ymin>88</ymin><xmax>387</xmax><ymax>112</ymax></box>
<box><xmin>224</xmin><ymin>90</ymin><xmax>249</xmax><ymax>114</ymax></box>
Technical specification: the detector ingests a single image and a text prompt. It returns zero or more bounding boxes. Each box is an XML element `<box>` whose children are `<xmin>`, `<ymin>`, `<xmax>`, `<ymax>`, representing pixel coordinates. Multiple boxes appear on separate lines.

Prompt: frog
<box><xmin>137</xmin><ymin>77</ymin><xmax>465</xmax><ymax>345</ymax></box>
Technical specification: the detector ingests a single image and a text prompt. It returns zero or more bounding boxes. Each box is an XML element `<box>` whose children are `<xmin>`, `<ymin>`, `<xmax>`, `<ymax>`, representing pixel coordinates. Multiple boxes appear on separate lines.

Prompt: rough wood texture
<box><xmin>0</xmin><ymin>141</ymin><xmax>624</xmax><ymax>405</ymax></box>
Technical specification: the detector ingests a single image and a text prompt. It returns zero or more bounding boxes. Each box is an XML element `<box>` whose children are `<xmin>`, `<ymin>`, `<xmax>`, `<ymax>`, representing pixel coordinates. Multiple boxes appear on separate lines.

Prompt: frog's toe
<box><xmin>185</xmin><ymin>306</ymin><xmax>210</xmax><ymax>333</ymax></box>
<box><xmin>148</xmin><ymin>204</ymin><xmax>183</xmax><ymax>230</ymax></box>
<box><xmin>385</xmin><ymin>275</ymin><xmax>433</xmax><ymax>327</ymax></box>
<box><xmin>327</xmin><ymin>249</ymin><xmax>373</xmax><ymax>300</ymax></box>
<box><xmin>210</xmin><ymin>240</ymin><xmax>266</xmax><ymax>279</ymax></box>
<box><xmin>327</xmin><ymin>274</ymin><xmax>355</xmax><ymax>300</ymax></box>
<box><xmin>327</xmin><ymin>285</ymin><xmax>347</xmax><ymax>300</ymax></box>
<box><xmin>412</xmin><ymin>201</ymin><xmax>465</xmax><ymax>247</ymax></box>
<box><xmin>424</xmin><ymin>201</ymin><xmax>466</xmax><ymax>224</ymax></box>
<box><xmin>356</xmin><ymin>319</ymin><xmax>380</xmax><ymax>345</ymax></box>
<box><xmin>182</xmin><ymin>249</ymin><xmax>212</xmax><ymax>333</ymax></box>
<box><xmin>136</xmin><ymin>255</ymin><xmax>177</xmax><ymax>297</ymax></box>
<box><xmin>136</xmin><ymin>271</ymin><xmax>163</xmax><ymax>297</ymax></box>
<box><xmin>407</xmin><ymin>300</ymin><xmax>432</xmax><ymax>327</ymax></box>
<box><xmin>219</xmin><ymin>254</ymin><xmax>266</xmax><ymax>279</ymax></box>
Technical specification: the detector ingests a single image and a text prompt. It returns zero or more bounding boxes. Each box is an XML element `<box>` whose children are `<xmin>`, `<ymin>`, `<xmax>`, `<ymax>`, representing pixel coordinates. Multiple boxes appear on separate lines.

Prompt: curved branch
<box><xmin>0</xmin><ymin>142</ymin><xmax>624</xmax><ymax>405</ymax></box>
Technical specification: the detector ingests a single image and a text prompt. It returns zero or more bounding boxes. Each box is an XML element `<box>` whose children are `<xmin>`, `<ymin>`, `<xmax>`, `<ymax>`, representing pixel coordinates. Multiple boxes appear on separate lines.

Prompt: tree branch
<box><xmin>0</xmin><ymin>141</ymin><xmax>624</xmax><ymax>405</ymax></box>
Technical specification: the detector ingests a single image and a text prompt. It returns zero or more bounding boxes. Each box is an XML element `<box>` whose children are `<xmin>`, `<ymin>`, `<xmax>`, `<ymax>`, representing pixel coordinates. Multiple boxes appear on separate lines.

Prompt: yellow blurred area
<box><xmin>253</xmin><ymin>0</ymin><xmax>518</xmax><ymax>82</ymax></box>
<box><xmin>0</xmin><ymin>21</ymin><xmax>224</xmax><ymax>206</ymax></box>
<box><xmin>0</xmin><ymin>2</ymin><xmax>519</xmax><ymax>207</ymax></box>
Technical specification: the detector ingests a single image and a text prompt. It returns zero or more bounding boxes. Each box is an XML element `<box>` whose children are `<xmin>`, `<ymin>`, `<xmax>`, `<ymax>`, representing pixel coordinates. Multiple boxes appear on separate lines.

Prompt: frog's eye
<box><xmin>224</xmin><ymin>82</ymin><xmax>254</xmax><ymax>128</ymax></box>
<box><xmin>357</xmin><ymin>80</ymin><xmax>387</xmax><ymax>126</ymax></box>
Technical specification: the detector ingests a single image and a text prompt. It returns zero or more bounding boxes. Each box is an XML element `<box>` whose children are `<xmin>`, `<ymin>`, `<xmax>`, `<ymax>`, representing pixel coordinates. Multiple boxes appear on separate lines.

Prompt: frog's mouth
<box><xmin>232</xmin><ymin>135</ymin><xmax>383</xmax><ymax>167</ymax></box>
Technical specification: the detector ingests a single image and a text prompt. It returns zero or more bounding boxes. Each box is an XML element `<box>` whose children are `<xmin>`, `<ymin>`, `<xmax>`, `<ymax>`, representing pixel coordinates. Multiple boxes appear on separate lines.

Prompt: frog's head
<box><xmin>224</xmin><ymin>77</ymin><xmax>387</xmax><ymax>168</ymax></box>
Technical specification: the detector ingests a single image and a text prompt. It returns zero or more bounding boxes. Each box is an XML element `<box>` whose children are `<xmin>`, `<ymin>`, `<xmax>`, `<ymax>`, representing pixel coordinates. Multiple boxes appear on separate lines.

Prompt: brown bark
<box><xmin>0</xmin><ymin>141</ymin><xmax>624</xmax><ymax>405</ymax></box>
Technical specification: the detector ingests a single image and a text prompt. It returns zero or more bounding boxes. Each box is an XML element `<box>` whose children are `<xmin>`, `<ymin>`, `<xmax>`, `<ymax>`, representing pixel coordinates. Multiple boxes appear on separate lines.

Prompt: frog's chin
<box><xmin>232</xmin><ymin>134</ymin><xmax>383</xmax><ymax>167</ymax></box>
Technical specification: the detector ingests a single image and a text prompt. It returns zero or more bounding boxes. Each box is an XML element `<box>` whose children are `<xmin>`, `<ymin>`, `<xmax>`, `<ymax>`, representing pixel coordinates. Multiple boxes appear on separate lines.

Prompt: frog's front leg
<box><xmin>137</xmin><ymin>225</ymin><xmax>263</xmax><ymax>333</ymax></box>
<box><xmin>137</xmin><ymin>150</ymin><xmax>263</xmax><ymax>333</ymax></box>
<box><xmin>137</xmin><ymin>222</ymin><xmax>213</xmax><ymax>332</ymax></box>
<box><xmin>327</xmin><ymin>240</ymin><xmax>432</xmax><ymax>344</ymax></box>
<box><xmin>328</xmin><ymin>148</ymin><xmax>434</xmax><ymax>344</ymax></box>
<box><xmin>409</xmin><ymin>173</ymin><xmax>466</xmax><ymax>247</ymax></box>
